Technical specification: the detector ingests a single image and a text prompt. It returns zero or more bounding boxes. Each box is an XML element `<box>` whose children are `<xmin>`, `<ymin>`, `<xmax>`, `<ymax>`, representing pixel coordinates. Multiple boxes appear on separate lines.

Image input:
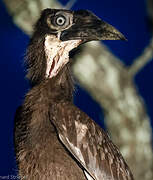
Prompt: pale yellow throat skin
<box><xmin>44</xmin><ymin>35</ymin><xmax>81</xmax><ymax>78</ymax></box>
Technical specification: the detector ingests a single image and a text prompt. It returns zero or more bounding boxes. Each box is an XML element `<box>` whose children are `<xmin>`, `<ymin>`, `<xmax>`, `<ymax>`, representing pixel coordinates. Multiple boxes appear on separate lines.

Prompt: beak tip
<box><xmin>120</xmin><ymin>35</ymin><xmax>128</xmax><ymax>41</ymax></box>
<box><xmin>117</xmin><ymin>32</ymin><xmax>127</xmax><ymax>41</ymax></box>
<box><xmin>102</xmin><ymin>22</ymin><xmax>127</xmax><ymax>41</ymax></box>
<box><xmin>121</xmin><ymin>36</ymin><xmax>128</xmax><ymax>41</ymax></box>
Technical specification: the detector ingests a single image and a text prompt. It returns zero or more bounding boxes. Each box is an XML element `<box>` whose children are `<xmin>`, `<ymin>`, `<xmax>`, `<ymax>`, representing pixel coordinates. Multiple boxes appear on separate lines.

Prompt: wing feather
<box><xmin>50</xmin><ymin>102</ymin><xmax>134</xmax><ymax>180</ymax></box>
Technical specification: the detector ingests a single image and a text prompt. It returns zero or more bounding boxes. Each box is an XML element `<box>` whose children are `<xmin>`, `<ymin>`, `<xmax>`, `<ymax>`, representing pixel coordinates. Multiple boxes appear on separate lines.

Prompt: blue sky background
<box><xmin>0</xmin><ymin>0</ymin><xmax>152</xmax><ymax>176</ymax></box>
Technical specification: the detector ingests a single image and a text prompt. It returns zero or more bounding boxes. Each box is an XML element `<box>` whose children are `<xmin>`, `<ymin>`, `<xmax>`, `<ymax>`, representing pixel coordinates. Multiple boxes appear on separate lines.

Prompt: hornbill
<box><xmin>14</xmin><ymin>8</ymin><xmax>134</xmax><ymax>180</ymax></box>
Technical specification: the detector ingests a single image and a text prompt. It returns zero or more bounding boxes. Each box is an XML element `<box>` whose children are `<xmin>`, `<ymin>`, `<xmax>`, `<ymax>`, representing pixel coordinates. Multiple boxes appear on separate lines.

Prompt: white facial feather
<box><xmin>44</xmin><ymin>35</ymin><xmax>81</xmax><ymax>78</ymax></box>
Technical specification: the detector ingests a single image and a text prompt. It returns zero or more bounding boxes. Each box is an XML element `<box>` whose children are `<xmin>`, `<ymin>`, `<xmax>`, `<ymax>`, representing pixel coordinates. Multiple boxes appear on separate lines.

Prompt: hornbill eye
<box><xmin>55</xmin><ymin>15</ymin><xmax>66</xmax><ymax>26</ymax></box>
<box><xmin>47</xmin><ymin>12</ymin><xmax>72</xmax><ymax>31</ymax></box>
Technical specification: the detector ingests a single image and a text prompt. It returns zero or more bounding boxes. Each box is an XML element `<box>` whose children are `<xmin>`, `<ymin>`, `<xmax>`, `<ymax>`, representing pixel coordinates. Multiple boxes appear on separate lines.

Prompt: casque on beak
<box><xmin>60</xmin><ymin>10</ymin><xmax>126</xmax><ymax>42</ymax></box>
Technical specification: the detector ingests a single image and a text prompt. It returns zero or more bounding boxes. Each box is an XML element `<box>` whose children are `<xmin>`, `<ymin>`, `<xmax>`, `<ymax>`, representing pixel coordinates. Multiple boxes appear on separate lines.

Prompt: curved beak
<box><xmin>60</xmin><ymin>10</ymin><xmax>126</xmax><ymax>42</ymax></box>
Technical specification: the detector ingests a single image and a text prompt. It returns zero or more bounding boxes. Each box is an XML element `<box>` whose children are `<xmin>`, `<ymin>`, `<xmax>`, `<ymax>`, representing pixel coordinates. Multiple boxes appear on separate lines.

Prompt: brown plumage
<box><xmin>14</xmin><ymin>8</ymin><xmax>134</xmax><ymax>180</ymax></box>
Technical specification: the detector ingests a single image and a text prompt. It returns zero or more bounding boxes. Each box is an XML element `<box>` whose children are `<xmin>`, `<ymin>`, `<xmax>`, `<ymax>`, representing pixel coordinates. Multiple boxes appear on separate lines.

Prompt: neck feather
<box><xmin>26</xmin><ymin>34</ymin><xmax>46</xmax><ymax>86</ymax></box>
<box><xmin>25</xmin><ymin>33</ymin><xmax>75</xmax><ymax>104</ymax></box>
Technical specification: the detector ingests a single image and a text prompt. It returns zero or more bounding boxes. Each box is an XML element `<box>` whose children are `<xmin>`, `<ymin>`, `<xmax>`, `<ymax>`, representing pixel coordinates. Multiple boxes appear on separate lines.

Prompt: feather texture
<box><xmin>50</xmin><ymin>102</ymin><xmax>134</xmax><ymax>180</ymax></box>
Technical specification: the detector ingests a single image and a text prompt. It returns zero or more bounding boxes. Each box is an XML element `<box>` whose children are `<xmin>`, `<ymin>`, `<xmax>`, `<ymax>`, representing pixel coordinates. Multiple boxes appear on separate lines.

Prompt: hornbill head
<box><xmin>27</xmin><ymin>9</ymin><xmax>126</xmax><ymax>84</ymax></box>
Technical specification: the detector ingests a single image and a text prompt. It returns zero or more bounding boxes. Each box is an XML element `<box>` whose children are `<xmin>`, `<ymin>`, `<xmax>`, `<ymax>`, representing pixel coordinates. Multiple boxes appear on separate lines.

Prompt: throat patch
<box><xmin>44</xmin><ymin>35</ymin><xmax>81</xmax><ymax>78</ymax></box>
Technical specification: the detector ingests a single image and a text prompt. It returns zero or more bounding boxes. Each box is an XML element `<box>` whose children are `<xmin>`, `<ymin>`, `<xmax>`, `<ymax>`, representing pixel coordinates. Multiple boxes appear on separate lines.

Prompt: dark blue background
<box><xmin>0</xmin><ymin>0</ymin><xmax>152</xmax><ymax>176</ymax></box>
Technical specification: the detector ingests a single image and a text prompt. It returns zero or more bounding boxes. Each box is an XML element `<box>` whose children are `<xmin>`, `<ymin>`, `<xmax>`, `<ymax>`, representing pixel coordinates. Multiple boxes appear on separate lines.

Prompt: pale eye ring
<box><xmin>55</xmin><ymin>16</ymin><xmax>66</xmax><ymax>26</ymax></box>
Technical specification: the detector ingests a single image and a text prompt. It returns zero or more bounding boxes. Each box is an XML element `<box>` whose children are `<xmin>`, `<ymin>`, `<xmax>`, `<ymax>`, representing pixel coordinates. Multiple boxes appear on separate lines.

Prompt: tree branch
<box><xmin>64</xmin><ymin>0</ymin><xmax>77</xmax><ymax>10</ymax></box>
<box><xmin>128</xmin><ymin>37</ymin><xmax>153</xmax><ymax>77</ymax></box>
